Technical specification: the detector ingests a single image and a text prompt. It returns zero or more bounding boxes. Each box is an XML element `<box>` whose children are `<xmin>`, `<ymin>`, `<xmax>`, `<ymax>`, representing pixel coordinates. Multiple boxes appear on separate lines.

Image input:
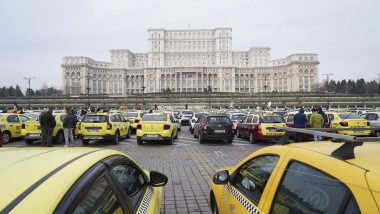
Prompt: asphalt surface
<box><xmin>3</xmin><ymin>126</ymin><xmax>274</xmax><ymax>214</ymax></box>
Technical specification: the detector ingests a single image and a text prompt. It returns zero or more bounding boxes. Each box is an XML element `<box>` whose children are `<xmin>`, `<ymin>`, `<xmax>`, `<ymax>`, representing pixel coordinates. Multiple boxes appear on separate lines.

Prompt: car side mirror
<box><xmin>213</xmin><ymin>170</ymin><xmax>229</xmax><ymax>185</ymax></box>
<box><xmin>150</xmin><ymin>171</ymin><xmax>168</xmax><ymax>187</ymax></box>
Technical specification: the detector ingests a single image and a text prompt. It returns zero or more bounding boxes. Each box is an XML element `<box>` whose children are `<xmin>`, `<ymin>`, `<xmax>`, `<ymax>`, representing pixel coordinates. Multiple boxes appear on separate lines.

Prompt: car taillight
<box><xmin>340</xmin><ymin>122</ymin><xmax>348</xmax><ymax>127</ymax></box>
<box><xmin>137</xmin><ymin>124</ymin><xmax>142</xmax><ymax>129</ymax></box>
<box><xmin>107</xmin><ymin>122</ymin><xmax>112</xmax><ymax>130</ymax></box>
<box><xmin>203</xmin><ymin>123</ymin><xmax>208</xmax><ymax>130</ymax></box>
<box><xmin>232</xmin><ymin>120</ymin><xmax>237</xmax><ymax>123</ymax></box>
<box><xmin>78</xmin><ymin>122</ymin><xmax>81</xmax><ymax>130</ymax></box>
<box><xmin>135</xmin><ymin>119</ymin><xmax>140</xmax><ymax>123</ymax></box>
<box><xmin>22</xmin><ymin>124</ymin><xmax>25</xmax><ymax>129</ymax></box>
<box><xmin>164</xmin><ymin>124</ymin><xmax>171</xmax><ymax>130</ymax></box>
<box><xmin>367</xmin><ymin>121</ymin><xmax>370</xmax><ymax>126</ymax></box>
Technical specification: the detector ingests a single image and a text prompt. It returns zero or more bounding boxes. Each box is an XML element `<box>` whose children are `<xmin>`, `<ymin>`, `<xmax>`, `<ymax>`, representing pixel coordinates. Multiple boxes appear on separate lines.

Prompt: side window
<box><xmin>234</xmin><ymin>155</ymin><xmax>279</xmax><ymax>205</ymax></box>
<box><xmin>272</xmin><ymin>161</ymin><xmax>360</xmax><ymax>214</ymax></box>
<box><xmin>72</xmin><ymin>176</ymin><xmax>122</xmax><ymax>214</ymax></box>
<box><xmin>111</xmin><ymin>164</ymin><xmax>146</xmax><ymax>209</ymax></box>
<box><xmin>169</xmin><ymin>115</ymin><xmax>174</xmax><ymax>123</ymax></box>
<box><xmin>20</xmin><ymin>115</ymin><xmax>29</xmax><ymax>123</ymax></box>
<box><xmin>110</xmin><ymin>115</ymin><xmax>120</xmax><ymax>122</ymax></box>
<box><xmin>287</xmin><ymin>114</ymin><xmax>294</xmax><ymax>123</ymax></box>
<box><xmin>118</xmin><ymin>115</ymin><xmax>126</xmax><ymax>122</ymax></box>
<box><xmin>247</xmin><ymin>115</ymin><xmax>253</xmax><ymax>123</ymax></box>
<box><xmin>253</xmin><ymin>116</ymin><xmax>258</xmax><ymax>123</ymax></box>
<box><xmin>368</xmin><ymin>114</ymin><xmax>379</xmax><ymax>120</ymax></box>
<box><xmin>7</xmin><ymin>115</ymin><xmax>20</xmax><ymax>123</ymax></box>
<box><xmin>328</xmin><ymin>114</ymin><xmax>335</xmax><ymax>122</ymax></box>
<box><xmin>241</xmin><ymin>116</ymin><xmax>247</xmax><ymax>123</ymax></box>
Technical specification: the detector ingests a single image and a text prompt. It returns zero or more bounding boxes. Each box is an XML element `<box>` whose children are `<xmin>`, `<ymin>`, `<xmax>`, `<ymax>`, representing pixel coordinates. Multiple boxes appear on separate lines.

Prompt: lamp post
<box><xmin>208</xmin><ymin>74</ymin><xmax>212</xmax><ymax>109</ymax></box>
<box><xmin>86</xmin><ymin>73</ymin><xmax>91</xmax><ymax>110</ymax></box>
<box><xmin>323</xmin><ymin>73</ymin><xmax>333</xmax><ymax>109</ymax></box>
<box><xmin>141</xmin><ymin>86</ymin><xmax>146</xmax><ymax>110</ymax></box>
<box><xmin>23</xmin><ymin>77</ymin><xmax>35</xmax><ymax>109</ymax></box>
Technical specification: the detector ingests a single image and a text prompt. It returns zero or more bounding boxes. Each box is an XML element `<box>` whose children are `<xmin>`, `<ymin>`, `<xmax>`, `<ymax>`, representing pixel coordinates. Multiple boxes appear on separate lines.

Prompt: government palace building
<box><xmin>62</xmin><ymin>28</ymin><xmax>319</xmax><ymax>95</ymax></box>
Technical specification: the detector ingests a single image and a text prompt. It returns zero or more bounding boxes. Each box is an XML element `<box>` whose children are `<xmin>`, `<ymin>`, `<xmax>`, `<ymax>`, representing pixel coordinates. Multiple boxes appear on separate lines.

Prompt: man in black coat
<box><xmin>40</xmin><ymin>109</ymin><xmax>56</xmax><ymax>147</ymax></box>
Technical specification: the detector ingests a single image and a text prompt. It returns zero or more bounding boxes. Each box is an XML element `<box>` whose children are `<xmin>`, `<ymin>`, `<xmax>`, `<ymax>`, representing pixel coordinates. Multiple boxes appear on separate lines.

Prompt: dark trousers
<box><xmin>41</xmin><ymin>127</ymin><xmax>47</xmax><ymax>145</ymax></box>
<box><xmin>44</xmin><ymin>128</ymin><xmax>54</xmax><ymax>147</ymax></box>
<box><xmin>294</xmin><ymin>127</ymin><xmax>304</xmax><ymax>142</ymax></box>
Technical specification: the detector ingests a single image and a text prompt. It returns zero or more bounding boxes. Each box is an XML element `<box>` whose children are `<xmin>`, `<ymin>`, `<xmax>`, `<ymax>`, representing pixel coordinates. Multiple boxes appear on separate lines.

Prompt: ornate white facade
<box><xmin>62</xmin><ymin>28</ymin><xmax>319</xmax><ymax>95</ymax></box>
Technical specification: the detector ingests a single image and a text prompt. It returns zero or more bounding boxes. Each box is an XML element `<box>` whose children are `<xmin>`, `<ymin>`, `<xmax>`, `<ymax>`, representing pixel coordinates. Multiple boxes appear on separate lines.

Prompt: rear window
<box><xmin>123</xmin><ymin>113</ymin><xmax>138</xmax><ymax>118</ymax></box>
<box><xmin>338</xmin><ymin>113</ymin><xmax>362</xmax><ymax>119</ymax></box>
<box><xmin>207</xmin><ymin>116</ymin><xmax>231</xmax><ymax>124</ymax></box>
<box><xmin>182</xmin><ymin>111</ymin><xmax>193</xmax><ymax>114</ymax></box>
<box><xmin>29</xmin><ymin>114</ymin><xmax>40</xmax><ymax>121</ymax></box>
<box><xmin>260</xmin><ymin>116</ymin><xmax>284</xmax><ymax>123</ymax></box>
<box><xmin>142</xmin><ymin>115</ymin><xmax>167</xmax><ymax>122</ymax></box>
<box><xmin>82</xmin><ymin>115</ymin><xmax>107</xmax><ymax>123</ymax></box>
<box><xmin>231</xmin><ymin>115</ymin><xmax>245</xmax><ymax>120</ymax></box>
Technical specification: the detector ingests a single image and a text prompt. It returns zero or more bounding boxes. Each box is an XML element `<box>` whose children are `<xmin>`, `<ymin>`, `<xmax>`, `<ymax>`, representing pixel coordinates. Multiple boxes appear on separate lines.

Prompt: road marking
<box><xmin>214</xmin><ymin>151</ymin><xmax>227</xmax><ymax>157</ymax></box>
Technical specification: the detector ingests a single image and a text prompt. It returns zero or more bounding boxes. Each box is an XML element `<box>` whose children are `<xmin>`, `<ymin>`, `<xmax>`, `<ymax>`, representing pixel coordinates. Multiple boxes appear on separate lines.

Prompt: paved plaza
<box><xmin>5</xmin><ymin>126</ymin><xmax>271</xmax><ymax>213</ymax></box>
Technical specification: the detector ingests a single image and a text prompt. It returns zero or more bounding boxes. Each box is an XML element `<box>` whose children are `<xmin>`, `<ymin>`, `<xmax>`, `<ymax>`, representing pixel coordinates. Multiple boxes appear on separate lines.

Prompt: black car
<box><xmin>193</xmin><ymin>115</ymin><xmax>234</xmax><ymax>144</ymax></box>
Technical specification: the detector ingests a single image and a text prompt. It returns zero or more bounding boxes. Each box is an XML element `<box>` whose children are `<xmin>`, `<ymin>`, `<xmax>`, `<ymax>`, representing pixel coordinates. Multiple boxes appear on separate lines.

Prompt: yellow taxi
<box><xmin>21</xmin><ymin>113</ymin><xmax>74</xmax><ymax>145</ymax></box>
<box><xmin>136</xmin><ymin>113</ymin><xmax>178</xmax><ymax>145</ymax></box>
<box><xmin>210</xmin><ymin>141</ymin><xmax>380</xmax><ymax>213</ymax></box>
<box><xmin>77</xmin><ymin>112</ymin><xmax>131</xmax><ymax>145</ymax></box>
<box><xmin>327</xmin><ymin>112</ymin><xmax>370</xmax><ymax>136</ymax></box>
<box><xmin>236</xmin><ymin>114</ymin><xmax>286</xmax><ymax>144</ymax></box>
<box><xmin>0</xmin><ymin>113</ymin><xmax>30</xmax><ymax>144</ymax></box>
<box><xmin>122</xmin><ymin>111</ymin><xmax>145</xmax><ymax>132</ymax></box>
<box><xmin>0</xmin><ymin>147</ymin><xmax>167</xmax><ymax>213</ymax></box>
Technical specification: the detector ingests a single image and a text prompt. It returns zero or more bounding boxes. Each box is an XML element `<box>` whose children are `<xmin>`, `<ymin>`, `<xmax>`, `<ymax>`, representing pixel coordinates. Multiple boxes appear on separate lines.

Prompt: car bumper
<box><xmin>23</xmin><ymin>134</ymin><xmax>42</xmax><ymax>140</ymax></box>
<box><xmin>203</xmin><ymin>133</ymin><xmax>235</xmax><ymax>141</ymax></box>
<box><xmin>137</xmin><ymin>134</ymin><xmax>171</xmax><ymax>141</ymax></box>
<box><xmin>181</xmin><ymin>119</ymin><xmax>190</xmax><ymax>124</ymax></box>
<box><xmin>77</xmin><ymin>134</ymin><xmax>115</xmax><ymax>140</ymax></box>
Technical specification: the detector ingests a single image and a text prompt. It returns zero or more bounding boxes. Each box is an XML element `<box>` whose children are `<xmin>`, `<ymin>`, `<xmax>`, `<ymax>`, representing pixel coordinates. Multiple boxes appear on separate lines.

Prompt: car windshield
<box><xmin>338</xmin><ymin>113</ymin><xmax>363</xmax><ymax>119</ymax></box>
<box><xmin>207</xmin><ymin>116</ymin><xmax>231</xmax><ymax>124</ymax></box>
<box><xmin>123</xmin><ymin>113</ymin><xmax>138</xmax><ymax>118</ymax></box>
<box><xmin>260</xmin><ymin>116</ymin><xmax>285</xmax><ymax>123</ymax></box>
<box><xmin>182</xmin><ymin>111</ymin><xmax>193</xmax><ymax>114</ymax></box>
<box><xmin>142</xmin><ymin>115</ymin><xmax>167</xmax><ymax>121</ymax></box>
<box><xmin>231</xmin><ymin>115</ymin><xmax>245</xmax><ymax>120</ymax></box>
<box><xmin>82</xmin><ymin>115</ymin><xmax>107</xmax><ymax>123</ymax></box>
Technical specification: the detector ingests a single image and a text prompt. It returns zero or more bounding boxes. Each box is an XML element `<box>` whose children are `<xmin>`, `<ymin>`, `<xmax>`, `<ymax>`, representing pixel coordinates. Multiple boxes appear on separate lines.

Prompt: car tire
<box><xmin>249</xmin><ymin>133</ymin><xmax>256</xmax><ymax>144</ymax></box>
<box><xmin>193</xmin><ymin>133</ymin><xmax>197</xmax><ymax>138</ymax></box>
<box><xmin>25</xmin><ymin>139</ymin><xmax>34</xmax><ymax>145</ymax></box>
<box><xmin>167</xmin><ymin>135</ymin><xmax>174</xmax><ymax>145</ymax></box>
<box><xmin>174</xmin><ymin>131</ymin><xmax>178</xmax><ymax>139</ymax></box>
<box><xmin>137</xmin><ymin>139</ymin><xmax>143</xmax><ymax>145</ymax></box>
<box><xmin>190</xmin><ymin>127</ymin><xmax>194</xmax><ymax>134</ymax></box>
<box><xmin>211</xmin><ymin>195</ymin><xmax>219</xmax><ymax>214</ymax></box>
<box><xmin>199</xmin><ymin>133</ymin><xmax>205</xmax><ymax>144</ymax></box>
<box><xmin>126</xmin><ymin>128</ymin><xmax>132</xmax><ymax>139</ymax></box>
<box><xmin>2</xmin><ymin>131</ymin><xmax>10</xmax><ymax>144</ymax></box>
<box><xmin>82</xmin><ymin>139</ymin><xmax>89</xmax><ymax>145</ymax></box>
<box><xmin>54</xmin><ymin>131</ymin><xmax>64</xmax><ymax>144</ymax></box>
<box><xmin>112</xmin><ymin>132</ymin><xmax>119</xmax><ymax>145</ymax></box>
<box><xmin>227</xmin><ymin>139</ymin><xmax>233</xmax><ymax>144</ymax></box>
<box><xmin>236</xmin><ymin>129</ymin><xmax>241</xmax><ymax>138</ymax></box>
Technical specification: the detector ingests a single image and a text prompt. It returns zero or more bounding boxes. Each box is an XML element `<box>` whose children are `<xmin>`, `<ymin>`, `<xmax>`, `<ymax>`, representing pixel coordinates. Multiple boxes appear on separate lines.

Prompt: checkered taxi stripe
<box><xmin>225</xmin><ymin>184</ymin><xmax>261</xmax><ymax>214</ymax></box>
<box><xmin>137</xmin><ymin>186</ymin><xmax>153</xmax><ymax>214</ymax></box>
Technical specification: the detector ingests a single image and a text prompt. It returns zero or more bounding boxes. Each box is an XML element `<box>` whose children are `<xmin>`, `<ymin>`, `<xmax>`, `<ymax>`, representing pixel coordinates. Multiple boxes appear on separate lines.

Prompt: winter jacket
<box><xmin>309</xmin><ymin>112</ymin><xmax>324</xmax><ymax>128</ymax></box>
<box><xmin>40</xmin><ymin>112</ymin><xmax>56</xmax><ymax>129</ymax></box>
<box><xmin>293</xmin><ymin>108</ymin><xmax>308</xmax><ymax>128</ymax></box>
<box><xmin>316</xmin><ymin>106</ymin><xmax>328</xmax><ymax>125</ymax></box>
<box><xmin>63</xmin><ymin>112</ymin><xmax>75</xmax><ymax>128</ymax></box>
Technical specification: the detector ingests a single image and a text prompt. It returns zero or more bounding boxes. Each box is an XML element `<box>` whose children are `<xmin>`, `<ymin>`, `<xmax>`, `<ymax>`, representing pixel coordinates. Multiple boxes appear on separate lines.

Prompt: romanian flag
<box><xmin>13</xmin><ymin>101</ymin><xmax>19</xmax><ymax>113</ymax></box>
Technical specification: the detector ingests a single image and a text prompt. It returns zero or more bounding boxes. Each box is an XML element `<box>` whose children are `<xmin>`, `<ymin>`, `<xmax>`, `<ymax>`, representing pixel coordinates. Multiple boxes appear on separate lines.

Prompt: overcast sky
<box><xmin>1</xmin><ymin>0</ymin><xmax>379</xmax><ymax>92</ymax></box>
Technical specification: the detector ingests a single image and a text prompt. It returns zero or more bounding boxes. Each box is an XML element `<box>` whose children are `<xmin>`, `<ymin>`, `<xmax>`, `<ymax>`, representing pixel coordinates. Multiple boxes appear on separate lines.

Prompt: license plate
<box><xmin>214</xmin><ymin>130</ymin><xmax>225</xmax><ymax>133</ymax></box>
<box><xmin>354</xmin><ymin>131</ymin><xmax>364</xmax><ymax>133</ymax></box>
<box><xmin>147</xmin><ymin>134</ymin><xmax>158</xmax><ymax>137</ymax></box>
<box><xmin>30</xmin><ymin>133</ymin><xmax>40</xmax><ymax>137</ymax></box>
<box><xmin>269</xmin><ymin>129</ymin><xmax>277</xmax><ymax>132</ymax></box>
<box><xmin>87</xmin><ymin>129</ymin><xmax>98</xmax><ymax>132</ymax></box>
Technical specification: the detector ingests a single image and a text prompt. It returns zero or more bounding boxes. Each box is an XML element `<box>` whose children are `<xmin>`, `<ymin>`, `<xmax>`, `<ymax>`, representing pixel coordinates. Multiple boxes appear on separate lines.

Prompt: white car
<box><xmin>165</xmin><ymin>111</ymin><xmax>182</xmax><ymax>131</ymax></box>
<box><xmin>179</xmin><ymin>110</ymin><xmax>193</xmax><ymax>125</ymax></box>
<box><xmin>228</xmin><ymin>113</ymin><xmax>246</xmax><ymax>134</ymax></box>
<box><xmin>189</xmin><ymin>113</ymin><xmax>204</xmax><ymax>134</ymax></box>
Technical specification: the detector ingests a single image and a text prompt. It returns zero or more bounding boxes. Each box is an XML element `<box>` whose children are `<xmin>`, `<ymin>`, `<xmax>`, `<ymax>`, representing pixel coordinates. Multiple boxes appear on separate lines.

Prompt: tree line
<box><xmin>319</xmin><ymin>78</ymin><xmax>380</xmax><ymax>94</ymax></box>
<box><xmin>0</xmin><ymin>84</ymin><xmax>62</xmax><ymax>97</ymax></box>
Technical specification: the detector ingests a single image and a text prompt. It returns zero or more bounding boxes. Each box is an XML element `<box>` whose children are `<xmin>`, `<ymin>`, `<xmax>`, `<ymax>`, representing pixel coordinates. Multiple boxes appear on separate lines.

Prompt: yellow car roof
<box><xmin>0</xmin><ymin>147</ymin><xmax>141</xmax><ymax>213</ymax></box>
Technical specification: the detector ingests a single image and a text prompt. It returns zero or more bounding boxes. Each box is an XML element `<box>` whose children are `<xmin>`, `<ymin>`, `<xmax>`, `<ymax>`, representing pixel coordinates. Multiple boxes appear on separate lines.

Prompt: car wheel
<box><xmin>2</xmin><ymin>131</ymin><xmax>10</xmax><ymax>144</ymax></box>
<box><xmin>174</xmin><ymin>131</ymin><xmax>178</xmax><ymax>139</ymax></box>
<box><xmin>211</xmin><ymin>195</ymin><xmax>219</xmax><ymax>214</ymax></box>
<box><xmin>227</xmin><ymin>139</ymin><xmax>233</xmax><ymax>144</ymax></box>
<box><xmin>112</xmin><ymin>132</ymin><xmax>119</xmax><ymax>145</ymax></box>
<box><xmin>126</xmin><ymin>128</ymin><xmax>132</xmax><ymax>139</ymax></box>
<box><xmin>54</xmin><ymin>131</ymin><xmax>64</xmax><ymax>144</ymax></box>
<box><xmin>82</xmin><ymin>139</ymin><xmax>89</xmax><ymax>145</ymax></box>
<box><xmin>236</xmin><ymin>129</ymin><xmax>241</xmax><ymax>138</ymax></box>
<box><xmin>249</xmin><ymin>133</ymin><xmax>256</xmax><ymax>144</ymax></box>
<box><xmin>167</xmin><ymin>134</ymin><xmax>174</xmax><ymax>145</ymax></box>
<box><xmin>199</xmin><ymin>133</ymin><xmax>205</xmax><ymax>144</ymax></box>
<box><xmin>191</xmin><ymin>127</ymin><xmax>194</xmax><ymax>134</ymax></box>
<box><xmin>137</xmin><ymin>139</ymin><xmax>143</xmax><ymax>145</ymax></box>
<box><xmin>25</xmin><ymin>139</ymin><xmax>34</xmax><ymax>145</ymax></box>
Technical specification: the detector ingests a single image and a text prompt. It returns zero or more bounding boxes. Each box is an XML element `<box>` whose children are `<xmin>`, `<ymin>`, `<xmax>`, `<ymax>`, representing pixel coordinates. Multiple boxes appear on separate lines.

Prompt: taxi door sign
<box><xmin>229</xmin><ymin>204</ymin><xmax>235</xmax><ymax>213</ymax></box>
<box><xmin>16</xmin><ymin>126</ymin><xmax>20</xmax><ymax>130</ymax></box>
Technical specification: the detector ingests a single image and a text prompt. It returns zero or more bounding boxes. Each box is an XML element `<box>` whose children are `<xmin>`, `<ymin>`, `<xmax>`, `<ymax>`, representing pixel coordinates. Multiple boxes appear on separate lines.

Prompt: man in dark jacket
<box><xmin>293</xmin><ymin>108</ymin><xmax>308</xmax><ymax>142</ymax></box>
<box><xmin>40</xmin><ymin>109</ymin><xmax>56</xmax><ymax>147</ymax></box>
<box><xmin>39</xmin><ymin>108</ymin><xmax>48</xmax><ymax>146</ymax></box>
<box><xmin>316</xmin><ymin>106</ymin><xmax>328</xmax><ymax>126</ymax></box>
<box><xmin>63</xmin><ymin>108</ymin><xmax>75</xmax><ymax>147</ymax></box>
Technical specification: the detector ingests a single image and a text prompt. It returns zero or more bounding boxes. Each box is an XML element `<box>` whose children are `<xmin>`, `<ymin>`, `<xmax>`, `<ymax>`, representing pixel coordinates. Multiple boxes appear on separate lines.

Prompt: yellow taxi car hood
<box><xmin>0</xmin><ymin>147</ymin><xmax>136</xmax><ymax>213</ymax></box>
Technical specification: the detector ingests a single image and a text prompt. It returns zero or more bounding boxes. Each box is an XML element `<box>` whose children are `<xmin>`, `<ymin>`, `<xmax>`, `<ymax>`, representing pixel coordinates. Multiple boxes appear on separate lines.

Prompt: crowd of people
<box><xmin>293</xmin><ymin>107</ymin><xmax>328</xmax><ymax>142</ymax></box>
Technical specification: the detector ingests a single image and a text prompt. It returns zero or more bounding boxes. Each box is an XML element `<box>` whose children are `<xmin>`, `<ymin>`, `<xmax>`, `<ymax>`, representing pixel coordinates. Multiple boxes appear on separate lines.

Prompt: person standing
<box><xmin>40</xmin><ymin>109</ymin><xmax>56</xmax><ymax>147</ymax></box>
<box><xmin>316</xmin><ymin>106</ymin><xmax>328</xmax><ymax>126</ymax></box>
<box><xmin>63</xmin><ymin>108</ymin><xmax>75</xmax><ymax>147</ymax></box>
<box><xmin>309</xmin><ymin>108</ymin><xmax>324</xmax><ymax>141</ymax></box>
<box><xmin>39</xmin><ymin>108</ymin><xmax>48</xmax><ymax>146</ymax></box>
<box><xmin>293</xmin><ymin>108</ymin><xmax>308</xmax><ymax>142</ymax></box>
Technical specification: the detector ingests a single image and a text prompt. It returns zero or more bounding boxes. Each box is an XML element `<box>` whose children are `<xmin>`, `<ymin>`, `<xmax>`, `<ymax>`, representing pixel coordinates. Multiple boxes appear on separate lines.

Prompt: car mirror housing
<box><xmin>213</xmin><ymin>170</ymin><xmax>229</xmax><ymax>185</ymax></box>
<box><xmin>150</xmin><ymin>171</ymin><xmax>168</xmax><ymax>187</ymax></box>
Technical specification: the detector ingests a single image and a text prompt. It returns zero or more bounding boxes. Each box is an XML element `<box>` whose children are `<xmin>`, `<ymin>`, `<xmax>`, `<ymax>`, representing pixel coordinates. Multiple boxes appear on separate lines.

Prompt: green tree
<box><xmin>15</xmin><ymin>85</ymin><xmax>23</xmax><ymax>97</ymax></box>
<box><xmin>8</xmin><ymin>86</ymin><xmax>15</xmax><ymax>97</ymax></box>
<box><xmin>355</xmin><ymin>78</ymin><xmax>366</xmax><ymax>94</ymax></box>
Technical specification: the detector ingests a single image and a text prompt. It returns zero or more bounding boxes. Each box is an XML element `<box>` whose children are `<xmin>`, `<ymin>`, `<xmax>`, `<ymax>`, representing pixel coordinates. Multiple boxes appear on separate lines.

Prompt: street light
<box><xmin>141</xmin><ymin>85</ymin><xmax>146</xmax><ymax>110</ymax></box>
<box><xmin>23</xmin><ymin>77</ymin><xmax>35</xmax><ymax>109</ymax></box>
<box><xmin>85</xmin><ymin>73</ymin><xmax>91</xmax><ymax>110</ymax></box>
<box><xmin>323</xmin><ymin>73</ymin><xmax>334</xmax><ymax>109</ymax></box>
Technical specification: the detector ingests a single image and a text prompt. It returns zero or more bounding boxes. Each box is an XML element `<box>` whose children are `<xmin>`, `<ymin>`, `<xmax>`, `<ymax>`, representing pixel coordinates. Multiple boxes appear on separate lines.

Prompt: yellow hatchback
<box><xmin>136</xmin><ymin>113</ymin><xmax>178</xmax><ymax>145</ymax></box>
<box><xmin>327</xmin><ymin>112</ymin><xmax>370</xmax><ymax>136</ymax></box>
<box><xmin>122</xmin><ymin>111</ymin><xmax>145</xmax><ymax>132</ymax></box>
<box><xmin>210</xmin><ymin>141</ymin><xmax>380</xmax><ymax>213</ymax></box>
<box><xmin>77</xmin><ymin>113</ymin><xmax>131</xmax><ymax>145</ymax></box>
<box><xmin>0</xmin><ymin>147</ymin><xmax>167</xmax><ymax>213</ymax></box>
<box><xmin>0</xmin><ymin>113</ymin><xmax>30</xmax><ymax>144</ymax></box>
